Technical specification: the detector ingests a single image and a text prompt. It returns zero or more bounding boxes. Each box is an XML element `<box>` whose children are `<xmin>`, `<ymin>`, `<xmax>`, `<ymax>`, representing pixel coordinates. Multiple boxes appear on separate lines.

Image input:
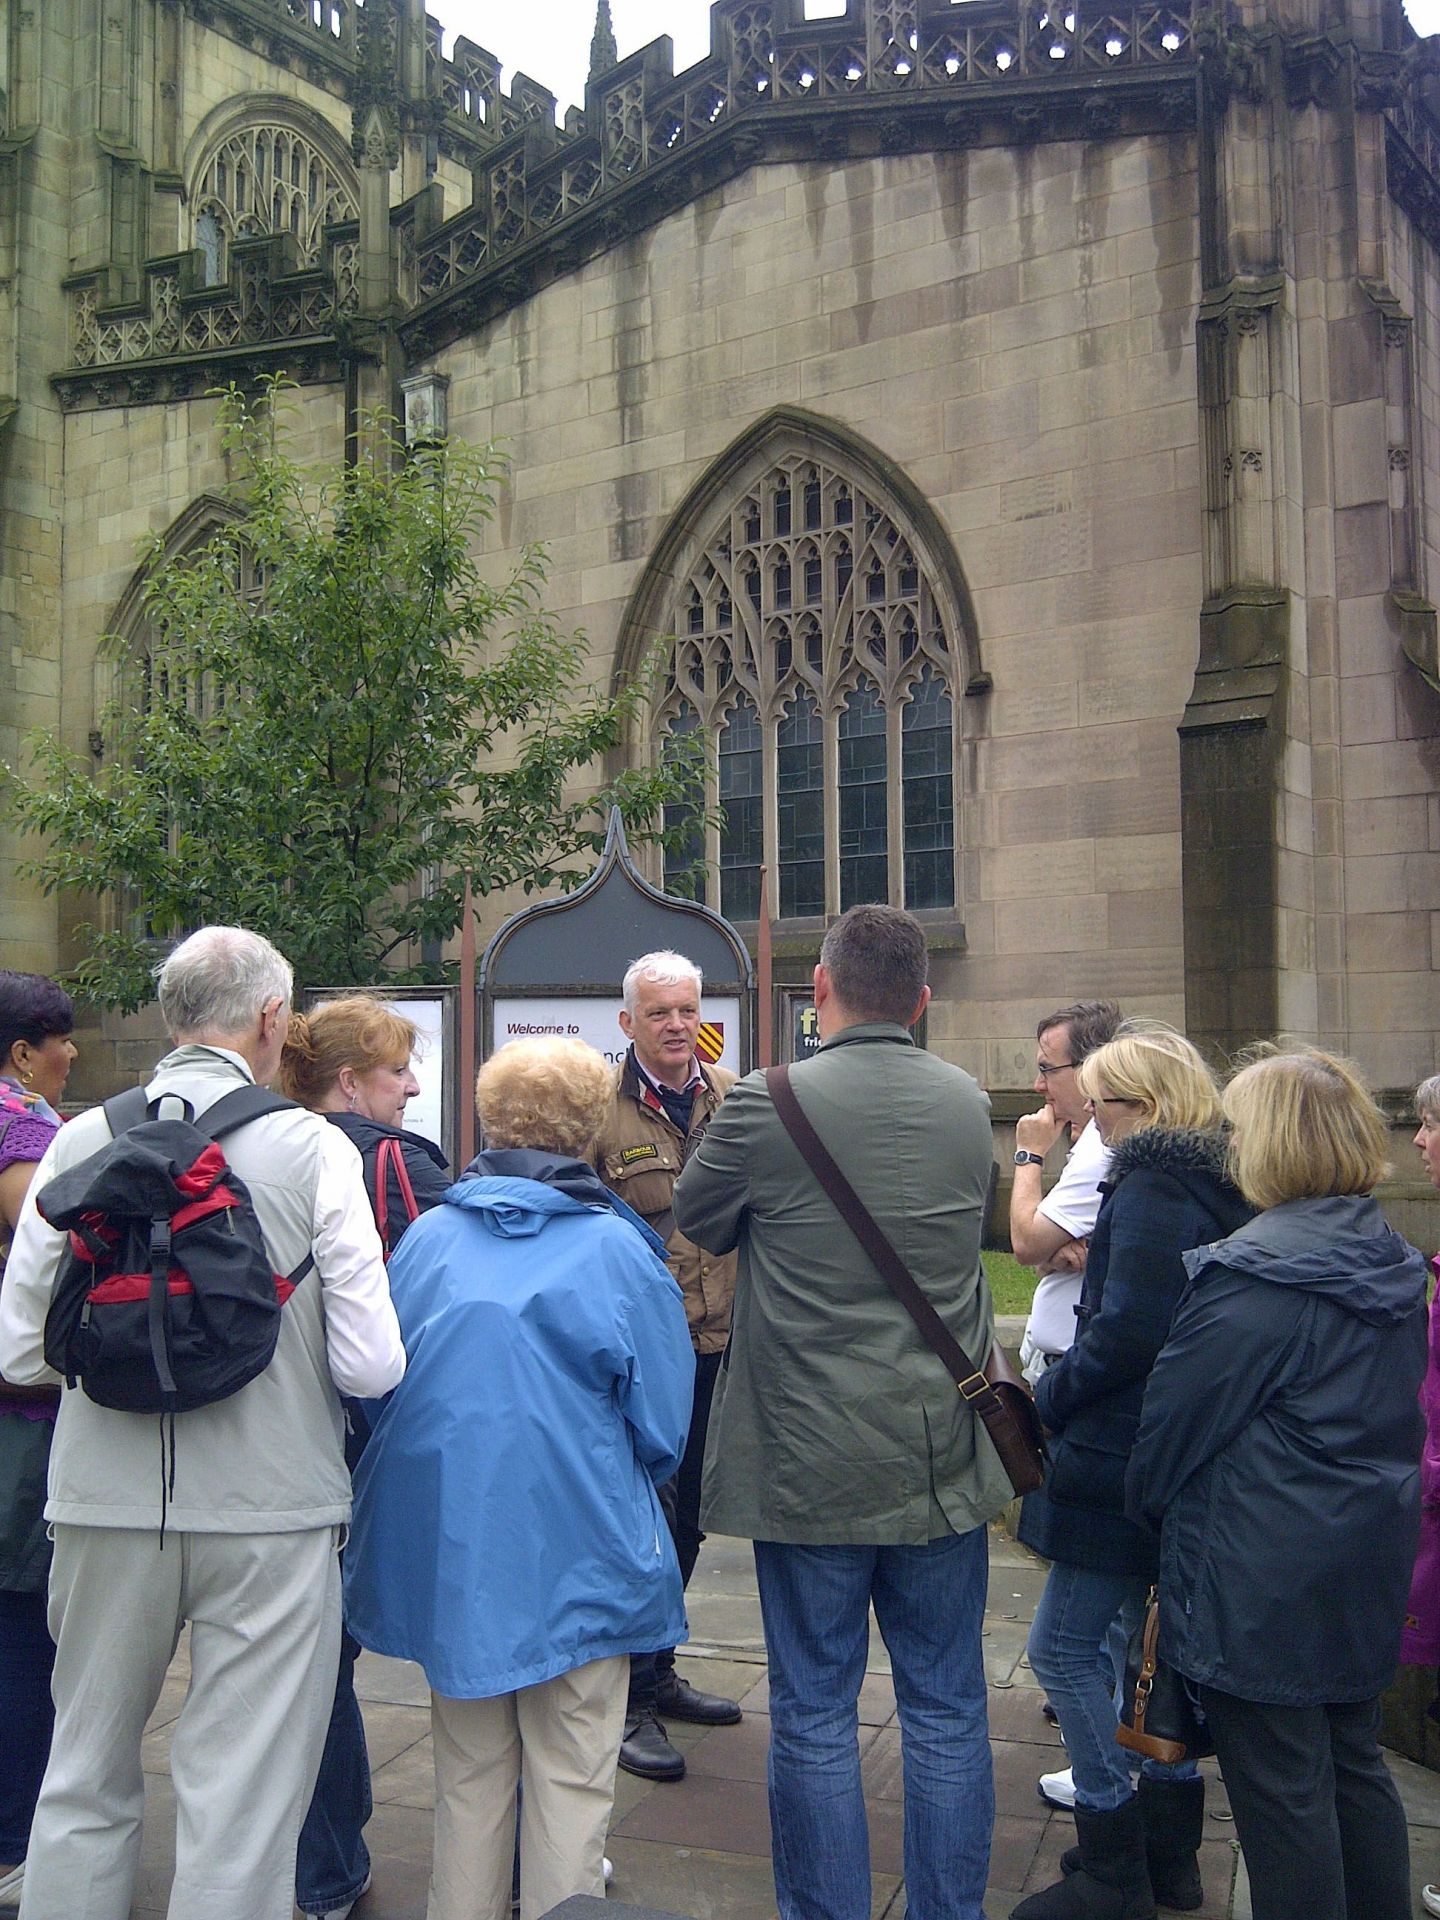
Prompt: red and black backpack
<box><xmin>39</xmin><ymin>1084</ymin><xmax>314</xmax><ymax>1415</ymax></box>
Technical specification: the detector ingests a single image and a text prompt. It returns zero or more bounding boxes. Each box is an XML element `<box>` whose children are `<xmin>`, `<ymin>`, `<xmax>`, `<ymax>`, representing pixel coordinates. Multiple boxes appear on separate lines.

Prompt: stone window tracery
<box><xmin>654</xmin><ymin>449</ymin><xmax>961</xmax><ymax>921</ymax></box>
<box><xmin>191</xmin><ymin>121</ymin><xmax>358</xmax><ymax>273</ymax></box>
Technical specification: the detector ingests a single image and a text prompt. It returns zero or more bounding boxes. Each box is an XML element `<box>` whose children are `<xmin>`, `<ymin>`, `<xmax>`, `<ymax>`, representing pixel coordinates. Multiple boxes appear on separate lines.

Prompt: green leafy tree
<box><xmin>5</xmin><ymin>380</ymin><xmax>706</xmax><ymax>1011</ymax></box>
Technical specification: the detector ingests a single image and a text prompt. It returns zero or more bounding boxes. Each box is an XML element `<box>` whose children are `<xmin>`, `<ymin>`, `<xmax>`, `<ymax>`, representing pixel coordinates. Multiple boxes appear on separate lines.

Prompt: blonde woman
<box><xmin>1129</xmin><ymin>1050</ymin><xmax>1427</xmax><ymax>1920</ymax></box>
<box><xmin>344</xmin><ymin>1038</ymin><xmax>694</xmax><ymax>1920</ymax></box>
<box><xmin>1013</xmin><ymin>1025</ymin><xmax>1251</xmax><ymax>1920</ymax></box>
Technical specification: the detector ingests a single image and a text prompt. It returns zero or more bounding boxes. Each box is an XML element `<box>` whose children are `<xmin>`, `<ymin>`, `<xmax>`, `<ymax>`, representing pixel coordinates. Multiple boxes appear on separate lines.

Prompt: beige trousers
<box><xmin>19</xmin><ymin>1522</ymin><xmax>341</xmax><ymax>1920</ymax></box>
<box><xmin>428</xmin><ymin>1654</ymin><xmax>629</xmax><ymax>1920</ymax></box>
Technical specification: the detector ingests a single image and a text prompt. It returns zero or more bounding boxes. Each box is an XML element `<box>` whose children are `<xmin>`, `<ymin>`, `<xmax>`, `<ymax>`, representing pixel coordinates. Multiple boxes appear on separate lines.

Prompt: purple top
<box><xmin>0</xmin><ymin>1090</ymin><xmax>59</xmax><ymax>1178</ymax></box>
<box><xmin>0</xmin><ymin>1088</ymin><xmax>61</xmax><ymax>1419</ymax></box>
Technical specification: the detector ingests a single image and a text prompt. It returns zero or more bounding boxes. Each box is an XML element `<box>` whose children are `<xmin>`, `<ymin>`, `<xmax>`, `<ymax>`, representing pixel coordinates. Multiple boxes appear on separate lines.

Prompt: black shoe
<box><xmin>655</xmin><ymin>1675</ymin><xmax>742</xmax><ymax>1726</ymax></box>
<box><xmin>618</xmin><ymin>1708</ymin><xmax>686</xmax><ymax>1782</ymax></box>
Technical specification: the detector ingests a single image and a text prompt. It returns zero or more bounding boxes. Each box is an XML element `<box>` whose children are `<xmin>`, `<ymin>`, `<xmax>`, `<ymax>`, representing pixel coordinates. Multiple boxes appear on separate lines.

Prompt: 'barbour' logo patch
<box><xmin>620</xmin><ymin>1143</ymin><xmax>660</xmax><ymax>1164</ymax></box>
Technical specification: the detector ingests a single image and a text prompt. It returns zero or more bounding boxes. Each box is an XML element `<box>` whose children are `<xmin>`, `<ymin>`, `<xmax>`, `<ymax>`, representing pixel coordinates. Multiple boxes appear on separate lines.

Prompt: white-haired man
<box><xmin>0</xmin><ymin>926</ymin><xmax>405</xmax><ymax>1920</ymax></box>
<box><xmin>593</xmin><ymin>950</ymin><xmax>741</xmax><ymax>1783</ymax></box>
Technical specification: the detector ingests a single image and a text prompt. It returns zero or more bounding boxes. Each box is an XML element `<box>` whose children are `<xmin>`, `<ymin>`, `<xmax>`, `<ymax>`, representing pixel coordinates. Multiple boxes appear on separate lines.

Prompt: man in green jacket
<box><xmin>673</xmin><ymin>905</ymin><xmax>1011</xmax><ymax>1920</ymax></box>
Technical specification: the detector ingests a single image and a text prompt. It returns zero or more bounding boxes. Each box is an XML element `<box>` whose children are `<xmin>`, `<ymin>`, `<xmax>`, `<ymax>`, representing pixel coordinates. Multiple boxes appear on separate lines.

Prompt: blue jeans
<box><xmin>295</xmin><ymin>1627</ymin><xmax>372</xmax><ymax>1915</ymax></box>
<box><xmin>754</xmin><ymin>1529</ymin><xmax>992</xmax><ymax>1920</ymax></box>
<box><xmin>1026</xmin><ymin>1561</ymin><xmax>1198</xmax><ymax>1811</ymax></box>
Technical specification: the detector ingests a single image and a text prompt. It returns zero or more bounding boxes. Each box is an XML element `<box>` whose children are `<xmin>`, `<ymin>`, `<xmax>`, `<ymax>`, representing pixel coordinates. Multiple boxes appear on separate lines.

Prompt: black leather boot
<box><xmin>617</xmin><ymin>1707</ymin><xmax>685</xmax><ymax>1782</ymax></box>
<box><xmin>1010</xmin><ymin>1797</ymin><xmax>1157</xmax><ymax>1920</ymax></box>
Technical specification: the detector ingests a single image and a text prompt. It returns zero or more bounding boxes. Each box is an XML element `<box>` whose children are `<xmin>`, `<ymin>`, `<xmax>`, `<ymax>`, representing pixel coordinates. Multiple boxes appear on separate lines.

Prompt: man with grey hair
<box><xmin>594</xmin><ymin>949</ymin><xmax>741</xmax><ymax>1782</ymax></box>
<box><xmin>0</xmin><ymin>926</ymin><xmax>405</xmax><ymax>1920</ymax></box>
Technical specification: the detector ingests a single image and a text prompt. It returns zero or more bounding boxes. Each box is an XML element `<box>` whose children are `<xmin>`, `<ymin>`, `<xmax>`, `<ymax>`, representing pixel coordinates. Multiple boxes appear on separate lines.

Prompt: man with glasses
<box><xmin>1010</xmin><ymin>1001</ymin><xmax>1123</xmax><ymax>1386</ymax></box>
<box><xmin>1009</xmin><ymin>999</ymin><xmax>1121</xmax><ymax>1810</ymax></box>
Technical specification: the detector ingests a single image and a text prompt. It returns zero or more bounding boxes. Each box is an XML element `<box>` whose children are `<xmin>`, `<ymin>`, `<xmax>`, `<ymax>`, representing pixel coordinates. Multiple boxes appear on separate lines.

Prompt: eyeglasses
<box><xmin>1034</xmin><ymin>1059</ymin><xmax>1075</xmax><ymax>1077</ymax></box>
<box><xmin>1095</xmin><ymin>1096</ymin><xmax>1142</xmax><ymax>1107</ymax></box>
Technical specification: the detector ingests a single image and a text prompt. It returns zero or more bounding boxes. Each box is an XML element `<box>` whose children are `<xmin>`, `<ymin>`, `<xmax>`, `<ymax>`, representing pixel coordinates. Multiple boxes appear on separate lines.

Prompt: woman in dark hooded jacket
<box><xmin>1013</xmin><ymin>1024</ymin><xmax>1251</xmax><ymax>1920</ymax></box>
<box><xmin>1128</xmin><ymin>1048</ymin><xmax>1428</xmax><ymax>1920</ymax></box>
<box><xmin>279</xmin><ymin>994</ymin><xmax>450</xmax><ymax>1920</ymax></box>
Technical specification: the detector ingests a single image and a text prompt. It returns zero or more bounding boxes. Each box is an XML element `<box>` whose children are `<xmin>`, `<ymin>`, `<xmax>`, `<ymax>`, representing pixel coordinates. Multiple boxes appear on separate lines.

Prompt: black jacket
<box><xmin>1017</xmin><ymin>1128</ymin><xmax>1251</xmax><ymax>1577</ymax></box>
<box><xmin>1127</xmin><ymin>1193</ymin><xmax>1427</xmax><ymax>1704</ymax></box>
<box><xmin>326</xmin><ymin>1112</ymin><xmax>451</xmax><ymax>1252</ymax></box>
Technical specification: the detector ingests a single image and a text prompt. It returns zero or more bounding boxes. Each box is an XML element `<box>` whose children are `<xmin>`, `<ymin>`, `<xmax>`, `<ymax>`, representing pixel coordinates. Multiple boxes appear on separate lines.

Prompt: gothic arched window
<box><xmin>644</xmin><ymin>424</ymin><xmax>977</xmax><ymax>921</ymax></box>
<box><xmin>189</xmin><ymin>112</ymin><xmax>358</xmax><ymax>274</ymax></box>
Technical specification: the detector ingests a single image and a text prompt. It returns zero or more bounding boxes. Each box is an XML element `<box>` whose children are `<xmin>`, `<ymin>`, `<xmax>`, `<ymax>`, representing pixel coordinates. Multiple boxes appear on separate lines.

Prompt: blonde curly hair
<box><xmin>476</xmin><ymin>1037</ymin><xmax>614</xmax><ymax>1160</ymax></box>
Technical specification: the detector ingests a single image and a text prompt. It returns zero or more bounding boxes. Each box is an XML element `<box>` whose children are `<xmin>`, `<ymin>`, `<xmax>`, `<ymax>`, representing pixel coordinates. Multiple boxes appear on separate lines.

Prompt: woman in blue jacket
<box><xmin>1014</xmin><ymin>1025</ymin><xmax>1251</xmax><ymax>1920</ymax></box>
<box><xmin>344</xmin><ymin>1036</ymin><xmax>695</xmax><ymax>1920</ymax></box>
<box><xmin>1128</xmin><ymin>1049</ymin><xmax>1427</xmax><ymax>1920</ymax></box>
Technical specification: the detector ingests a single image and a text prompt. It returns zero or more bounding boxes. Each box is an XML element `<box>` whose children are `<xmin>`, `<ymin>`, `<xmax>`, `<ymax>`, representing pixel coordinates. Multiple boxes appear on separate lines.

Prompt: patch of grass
<box><xmin>982</xmin><ymin>1249</ymin><xmax>1037</xmax><ymax>1316</ymax></box>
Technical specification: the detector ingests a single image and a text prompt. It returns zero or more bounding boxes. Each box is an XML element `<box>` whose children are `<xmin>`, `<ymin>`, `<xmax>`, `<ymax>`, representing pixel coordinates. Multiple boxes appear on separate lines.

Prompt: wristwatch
<box><xmin>1013</xmin><ymin>1149</ymin><xmax>1045</xmax><ymax>1167</ymax></box>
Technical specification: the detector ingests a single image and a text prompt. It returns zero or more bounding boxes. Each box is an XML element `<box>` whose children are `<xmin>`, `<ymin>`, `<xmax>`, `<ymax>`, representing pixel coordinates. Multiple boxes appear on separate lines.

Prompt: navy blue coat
<box><xmin>1017</xmin><ymin>1128</ymin><xmax>1251</xmax><ymax>1577</ymax></box>
<box><xmin>1127</xmin><ymin>1194</ymin><xmax>1427</xmax><ymax>1704</ymax></box>
<box><xmin>327</xmin><ymin>1111</ymin><xmax>451</xmax><ymax>1246</ymax></box>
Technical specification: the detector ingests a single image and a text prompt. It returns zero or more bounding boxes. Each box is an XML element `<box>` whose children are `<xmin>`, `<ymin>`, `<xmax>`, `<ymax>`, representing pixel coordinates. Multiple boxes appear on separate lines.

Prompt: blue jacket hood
<box><xmin>446</xmin><ymin>1149</ymin><xmax>668</xmax><ymax>1258</ymax></box>
<box><xmin>1184</xmin><ymin>1194</ymin><xmax>1427</xmax><ymax>1328</ymax></box>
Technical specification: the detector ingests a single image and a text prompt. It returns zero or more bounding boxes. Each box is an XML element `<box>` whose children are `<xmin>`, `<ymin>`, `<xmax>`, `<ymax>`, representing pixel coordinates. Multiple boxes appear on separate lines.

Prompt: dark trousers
<box><xmin>1198</xmin><ymin>1686</ymin><xmax>1410</xmax><ymax>1920</ymax></box>
<box><xmin>629</xmin><ymin>1348</ymin><xmax>723</xmax><ymax>1710</ymax></box>
<box><xmin>0</xmin><ymin>1587</ymin><xmax>55</xmax><ymax>1861</ymax></box>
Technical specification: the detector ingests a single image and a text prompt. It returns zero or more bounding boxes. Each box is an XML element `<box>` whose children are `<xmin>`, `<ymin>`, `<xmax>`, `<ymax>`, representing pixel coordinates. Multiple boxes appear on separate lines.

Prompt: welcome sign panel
<box><xmin>490</xmin><ymin>996</ymin><xmax>743</xmax><ymax>1077</ymax></box>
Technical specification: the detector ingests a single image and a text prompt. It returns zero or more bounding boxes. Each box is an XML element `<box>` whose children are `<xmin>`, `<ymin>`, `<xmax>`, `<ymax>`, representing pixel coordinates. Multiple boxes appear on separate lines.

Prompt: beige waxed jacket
<box><xmin>594</xmin><ymin>1053</ymin><xmax>737</xmax><ymax>1355</ymax></box>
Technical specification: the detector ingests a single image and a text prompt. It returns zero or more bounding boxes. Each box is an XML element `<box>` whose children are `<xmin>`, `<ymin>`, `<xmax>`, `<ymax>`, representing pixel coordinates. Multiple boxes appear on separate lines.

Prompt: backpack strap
<box><xmin>102</xmin><ymin>1086</ymin><xmax>153</xmax><ymax>1136</ymax></box>
<box><xmin>197</xmin><ymin>1085</ymin><xmax>301</xmax><ymax>1141</ymax></box>
<box><xmin>193</xmin><ymin>1084</ymin><xmax>315</xmax><ymax>1290</ymax></box>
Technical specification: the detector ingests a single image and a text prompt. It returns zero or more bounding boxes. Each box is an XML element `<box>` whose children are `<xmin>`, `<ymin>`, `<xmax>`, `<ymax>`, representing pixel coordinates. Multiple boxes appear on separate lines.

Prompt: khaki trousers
<box><xmin>429</xmin><ymin>1654</ymin><xmax>629</xmax><ymax>1920</ymax></box>
<box><xmin>20</xmin><ymin>1522</ymin><xmax>341</xmax><ymax>1920</ymax></box>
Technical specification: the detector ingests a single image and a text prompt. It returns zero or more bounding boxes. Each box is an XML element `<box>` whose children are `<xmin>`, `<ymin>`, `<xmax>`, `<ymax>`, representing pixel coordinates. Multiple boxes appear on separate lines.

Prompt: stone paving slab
<box><xmin>112</xmin><ymin>1526</ymin><xmax>1440</xmax><ymax>1919</ymax></box>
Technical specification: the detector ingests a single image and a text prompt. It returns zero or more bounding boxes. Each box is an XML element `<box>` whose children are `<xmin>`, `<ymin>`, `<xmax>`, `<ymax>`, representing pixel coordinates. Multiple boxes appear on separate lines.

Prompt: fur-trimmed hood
<box><xmin>1105</xmin><ymin>1124</ymin><xmax>1230</xmax><ymax>1186</ymax></box>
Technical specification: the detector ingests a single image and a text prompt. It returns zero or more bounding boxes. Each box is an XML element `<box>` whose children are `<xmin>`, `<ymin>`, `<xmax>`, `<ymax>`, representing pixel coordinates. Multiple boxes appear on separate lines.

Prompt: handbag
<box><xmin>764</xmin><ymin>1065</ymin><xmax>1045</xmax><ymax>1498</ymax></box>
<box><xmin>1116</xmin><ymin>1592</ymin><xmax>1214</xmax><ymax>1763</ymax></box>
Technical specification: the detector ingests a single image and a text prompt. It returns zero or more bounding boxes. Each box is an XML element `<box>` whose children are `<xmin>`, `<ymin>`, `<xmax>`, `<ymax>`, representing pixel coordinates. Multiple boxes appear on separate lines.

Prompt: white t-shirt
<box><xmin>1022</xmin><ymin>1120</ymin><xmax>1112</xmax><ymax>1359</ymax></box>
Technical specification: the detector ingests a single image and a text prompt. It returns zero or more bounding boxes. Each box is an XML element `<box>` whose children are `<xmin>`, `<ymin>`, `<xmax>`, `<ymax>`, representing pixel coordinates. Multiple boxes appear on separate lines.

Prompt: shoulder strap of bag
<box><xmin>372</xmin><ymin>1134</ymin><xmax>420</xmax><ymax>1258</ymax></box>
<box><xmin>764</xmin><ymin>1064</ymin><xmax>993</xmax><ymax>1408</ymax></box>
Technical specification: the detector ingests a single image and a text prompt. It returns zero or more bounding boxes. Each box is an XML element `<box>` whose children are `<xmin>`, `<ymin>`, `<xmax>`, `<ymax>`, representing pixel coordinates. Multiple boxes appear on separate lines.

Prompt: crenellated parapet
<box><xmin>399</xmin><ymin>0</ymin><xmax>1202</xmax><ymax>355</ymax></box>
<box><xmin>54</xmin><ymin>227</ymin><xmax>367</xmax><ymax>411</ymax></box>
<box><xmin>44</xmin><ymin>0</ymin><xmax>1440</xmax><ymax>403</ymax></box>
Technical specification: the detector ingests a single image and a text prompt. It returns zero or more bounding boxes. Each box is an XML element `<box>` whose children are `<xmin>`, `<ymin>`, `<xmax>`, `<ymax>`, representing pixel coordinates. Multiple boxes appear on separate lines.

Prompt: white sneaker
<box><xmin>0</xmin><ymin>1864</ymin><xmax>23</xmax><ymax>1913</ymax></box>
<box><xmin>1421</xmin><ymin>1887</ymin><xmax>1440</xmax><ymax>1918</ymax></box>
<box><xmin>603</xmin><ymin>1857</ymin><xmax>614</xmax><ymax>1887</ymax></box>
<box><xmin>1037</xmin><ymin>1766</ymin><xmax>1077</xmax><ymax>1810</ymax></box>
<box><xmin>306</xmin><ymin>1871</ymin><xmax>372</xmax><ymax>1920</ymax></box>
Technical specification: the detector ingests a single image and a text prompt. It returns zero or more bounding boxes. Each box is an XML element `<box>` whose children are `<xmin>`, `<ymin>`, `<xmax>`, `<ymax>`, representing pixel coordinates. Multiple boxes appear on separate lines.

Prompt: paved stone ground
<box><xmin>120</xmin><ymin>1525</ymin><xmax>1440</xmax><ymax>1919</ymax></box>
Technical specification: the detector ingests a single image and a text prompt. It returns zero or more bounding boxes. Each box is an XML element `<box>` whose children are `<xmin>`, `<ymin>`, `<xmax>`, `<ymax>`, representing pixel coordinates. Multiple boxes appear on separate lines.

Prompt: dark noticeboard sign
<box><xmin>479</xmin><ymin>810</ymin><xmax>756</xmax><ymax>1077</ymax></box>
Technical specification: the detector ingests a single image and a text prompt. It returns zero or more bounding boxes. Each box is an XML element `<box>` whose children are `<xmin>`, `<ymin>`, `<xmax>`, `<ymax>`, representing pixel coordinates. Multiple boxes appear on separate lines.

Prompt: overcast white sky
<box><xmin>438</xmin><ymin>0</ymin><xmax>1440</xmax><ymax>122</ymax></box>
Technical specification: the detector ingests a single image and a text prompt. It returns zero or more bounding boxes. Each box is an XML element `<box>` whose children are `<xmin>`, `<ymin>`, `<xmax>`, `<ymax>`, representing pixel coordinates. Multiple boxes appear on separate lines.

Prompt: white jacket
<box><xmin>0</xmin><ymin>1045</ymin><xmax>405</xmax><ymax>1534</ymax></box>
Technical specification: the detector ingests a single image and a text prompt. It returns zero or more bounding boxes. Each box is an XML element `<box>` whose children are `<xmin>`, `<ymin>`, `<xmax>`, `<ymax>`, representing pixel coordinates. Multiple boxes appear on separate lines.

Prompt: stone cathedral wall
<box><xmin>431</xmin><ymin>137</ymin><xmax>1201</xmax><ymax>1090</ymax></box>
